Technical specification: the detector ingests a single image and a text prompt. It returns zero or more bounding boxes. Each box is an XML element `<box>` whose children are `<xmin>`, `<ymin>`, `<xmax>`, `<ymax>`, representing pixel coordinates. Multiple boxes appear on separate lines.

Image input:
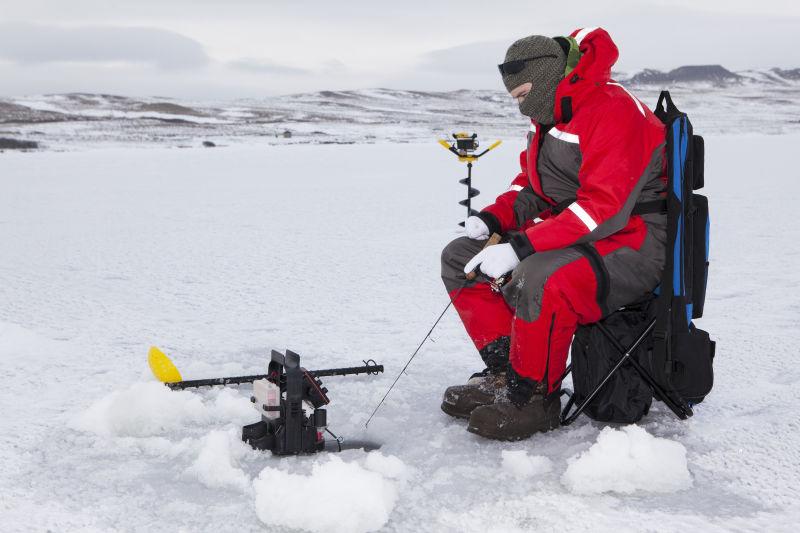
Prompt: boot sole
<box><xmin>466</xmin><ymin>421</ymin><xmax>559</xmax><ymax>441</ymax></box>
<box><xmin>440</xmin><ymin>401</ymin><xmax>471</xmax><ymax>420</ymax></box>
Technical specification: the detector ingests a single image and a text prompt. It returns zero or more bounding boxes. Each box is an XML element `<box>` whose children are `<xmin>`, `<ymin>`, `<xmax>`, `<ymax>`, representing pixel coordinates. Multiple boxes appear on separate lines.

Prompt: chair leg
<box><xmin>595</xmin><ymin>321</ymin><xmax>693</xmax><ymax>420</ymax></box>
<box><xmin>559</xmin><ymin>319</ymin><xmax>657</xmax><ymax>426</ymax></box>
<box><xmin>552</xmin><ymin>363</ymin><xmax>572</xmax><ymax>391</ymax></box>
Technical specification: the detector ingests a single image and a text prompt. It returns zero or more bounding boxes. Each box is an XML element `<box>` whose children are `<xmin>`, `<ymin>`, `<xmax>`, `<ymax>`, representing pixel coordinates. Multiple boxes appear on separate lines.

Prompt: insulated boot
<box><xmin>440</xmin><ymin>337</ymin><xmax>510</xmax><ymax>419</ymax></box>
<box><xmin>440</xmin><ymin>372</ymin><xmax>506</xmax><ymax>419</ymax></box>
<box><xmin>466</xmin><ymin>393</ymin><xmax>561</xmax><ymax>441</ymax></box>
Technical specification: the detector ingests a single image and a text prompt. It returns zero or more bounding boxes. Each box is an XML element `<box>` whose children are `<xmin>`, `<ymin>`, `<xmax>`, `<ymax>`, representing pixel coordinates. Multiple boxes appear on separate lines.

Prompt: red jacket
<box><xmin>482</xmin><ymin>28</ymin><xmax>666</xmax><ymax>256</ymax></box>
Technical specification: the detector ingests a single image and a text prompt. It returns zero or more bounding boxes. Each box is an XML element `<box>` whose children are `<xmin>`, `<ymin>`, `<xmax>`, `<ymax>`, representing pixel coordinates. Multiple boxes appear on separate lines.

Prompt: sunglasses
<box><xmin>497</xmin><ymin>54</ymin><xmax>558</xmax><ymax>75</ymax></box>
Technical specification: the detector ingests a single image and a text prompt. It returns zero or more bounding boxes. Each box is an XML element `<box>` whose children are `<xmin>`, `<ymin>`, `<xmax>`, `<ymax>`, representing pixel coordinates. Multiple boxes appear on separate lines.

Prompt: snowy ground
<box><xmin>1</xmin><ymin>133</ymin><xmax>799</xmax><ymax>532</ymax></box>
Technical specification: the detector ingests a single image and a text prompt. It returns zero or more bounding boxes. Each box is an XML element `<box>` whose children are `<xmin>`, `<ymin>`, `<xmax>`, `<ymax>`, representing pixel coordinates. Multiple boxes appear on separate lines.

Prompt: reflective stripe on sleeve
<box><xmin>508</xmin><ymin>184</ymin><xmax>524</xmax><ymax>192</ymax></box>
<box><xmin>568</xmin><ymin>202</ymin><xmax>598</xmax><ymax>231</ymax></box>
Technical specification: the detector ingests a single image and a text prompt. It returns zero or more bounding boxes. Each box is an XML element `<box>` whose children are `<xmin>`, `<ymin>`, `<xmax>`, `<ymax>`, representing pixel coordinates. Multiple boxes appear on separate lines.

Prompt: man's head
<box><xmin>498</xmin><ymin>35</ymin><xmax>568</xmax><ymax>124</ymax></box>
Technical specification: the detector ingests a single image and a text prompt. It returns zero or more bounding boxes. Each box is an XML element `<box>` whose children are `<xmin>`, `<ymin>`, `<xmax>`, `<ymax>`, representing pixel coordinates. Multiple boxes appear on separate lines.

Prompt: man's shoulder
<box><xmin>583</xmin><ymin>82</ymin><xmax>645</xmax><ymax>114</ymax></box>
<box><xmin>576</xmin><ymin>82</ymin><xmax>663</xmax><ymax>132</ymax></box>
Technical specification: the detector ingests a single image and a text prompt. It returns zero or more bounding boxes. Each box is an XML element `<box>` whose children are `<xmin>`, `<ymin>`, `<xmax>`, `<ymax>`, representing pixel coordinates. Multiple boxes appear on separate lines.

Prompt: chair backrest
<box><xmin>650</xmin><ymin>91</ymin><xmax>715</xmax><ymax>406</ymax></box>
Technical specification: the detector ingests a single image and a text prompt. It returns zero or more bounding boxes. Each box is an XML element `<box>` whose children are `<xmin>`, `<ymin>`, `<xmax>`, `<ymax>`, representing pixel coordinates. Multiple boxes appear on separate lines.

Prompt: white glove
<box><xmin>465</xmin><ymin>216</ymin><xmax>489</xmax><ymax>240</ymax></box>
<box><xmin>463</xmin><ymin>243</ymin><xmax>520</xmax><ymax>279</ymax></box>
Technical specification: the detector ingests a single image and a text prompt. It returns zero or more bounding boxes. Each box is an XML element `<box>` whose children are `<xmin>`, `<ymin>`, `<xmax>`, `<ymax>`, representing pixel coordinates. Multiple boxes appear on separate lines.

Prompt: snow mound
<box><xmin>364</xmin><ymin>451</ymin><xmax>408</xmax><ymax>480</ymax></box>
<box><xmin>73</xmin><ymin>382</ymin><xmax>252</xmax><ymax>438</ymax></box>
<box><xmin>501</xmin><ymin>450</ymin><xmax>553</xmax><ymax>478</ymax></box>
<box><xmin>185</xmin><ymin>429</ymin><xmax>250</xmax><ymax>491</ymax></box>
<box><xmin>253</xmin><ymin>454</ymin><xmax>399</xmax><ymax>533</ymax></box>
<box><xmin>207</xmin><ymin>387</ymin><xmax>257</xmax><ymax>421</ymax></box>
<box><xmin>74</xmin><ymin>382</ymin><xmax>209</xmax><ymax>437</ymax></box>
<box><xmin>561</xmin><ymin>425</ymin><xmax>692</xmax><ymax>494</ymax></box>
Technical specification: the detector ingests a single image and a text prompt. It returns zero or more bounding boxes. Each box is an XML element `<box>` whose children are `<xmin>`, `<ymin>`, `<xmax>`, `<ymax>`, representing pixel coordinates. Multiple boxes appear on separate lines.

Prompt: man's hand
<box><xmin>463</xmin><ymin>242</ymin><xmax>520</xmax><ymax>279</ymax></box>
<box><xmin>465</xmin><ymin>216</ymin><xmax>490</xmax><ymax>240</ymax></box>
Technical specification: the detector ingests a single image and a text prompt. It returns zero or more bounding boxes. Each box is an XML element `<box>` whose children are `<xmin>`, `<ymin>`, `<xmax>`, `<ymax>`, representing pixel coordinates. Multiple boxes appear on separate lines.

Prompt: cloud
<box><xmin>386</xmin><ymin>41</ymin><xmax>507</xmax><ymax>91</ymax></box>
<box><xmin>0</xmin><ymin>22</ymin><xmax>209</xmax><ymax>69</ymax></box>
<box><xmin>393</xmin><ymin>6</ymin><xmax>800</xmax><ymax>92</ymax></box>
<box><xmin>417</xmin><ymin>41</ymin><xmax>507</xmax><ymax>75</ymax></box>
<box><xmin>1</xmin><ymin>4</ymin><xmax>798</xmax><ymax>99</ymax></box>
<box><xmin>228</xmin><ymin>59</ymin><xmax>309</xmax><ymax>76</ymax></box>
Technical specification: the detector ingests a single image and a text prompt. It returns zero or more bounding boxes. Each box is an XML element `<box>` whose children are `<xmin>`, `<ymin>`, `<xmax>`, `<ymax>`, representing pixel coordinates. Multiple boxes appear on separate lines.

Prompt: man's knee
<box><xmin>441</xmin><ymin>236</ymin><xmax>483</xmax><ymax>271</ymax></box>
<box><xmin>503</xmin><ymin>248</ymin><xmax>585</xmax><ymax>321</ymax></box>
<box><xmin>441</xmin><ymin>236</ymin><xmax>485</xmax><ymax>291</ymax></box>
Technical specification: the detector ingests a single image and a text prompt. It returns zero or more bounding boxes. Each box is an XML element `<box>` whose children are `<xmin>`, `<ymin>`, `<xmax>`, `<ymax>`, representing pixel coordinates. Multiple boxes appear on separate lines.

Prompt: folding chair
<box><xmin>558</xmin><ymin>91</ymin><xmax>715</xmax><ymax>426</ymax></box>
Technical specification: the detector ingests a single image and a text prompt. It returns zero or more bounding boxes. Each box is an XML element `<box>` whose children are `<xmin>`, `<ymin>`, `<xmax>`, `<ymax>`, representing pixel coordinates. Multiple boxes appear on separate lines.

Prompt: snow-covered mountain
<box><xmin>617</xmin><ymin>65</ymin><xmax>800</xmax><ymax>86</ymax></box>
<box><xmin>1</xmin><ymin>66</ymin><xmax>798</xmax><ymax>151</ymax></box>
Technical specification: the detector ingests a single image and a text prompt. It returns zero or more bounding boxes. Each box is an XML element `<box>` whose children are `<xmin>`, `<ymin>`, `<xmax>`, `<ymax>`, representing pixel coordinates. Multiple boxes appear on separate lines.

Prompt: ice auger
<box><xmin>438</xmin><ymin>132</ymin><xmax>501</xmax><ymax>227</ymax></box>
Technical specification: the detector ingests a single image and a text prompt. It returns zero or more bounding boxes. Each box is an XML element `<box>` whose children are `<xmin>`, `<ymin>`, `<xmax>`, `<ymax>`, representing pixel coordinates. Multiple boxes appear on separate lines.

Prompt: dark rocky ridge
<box><xmin>625</xmin><ymin>65</ymin><xmax>741</xmax><ymax>85</ymax></box>
<box><xmin>772</xmin><ymin>68</ymin><xmax>800</xmax><ymax>80</ymax></box>
<box><xmin>0</xmin><ymin>102</ymin><xmax>71</xmax><ymax>124</ymax></box>
<box><xmin>0</xmin><ymin>137</ymin><xmax>38</xmax><ymax>150</ymax></box>
<box><xmin>136</xmin><ymin>102</ymin><xmax>206</xmax><ymax>116</ymax></box>
<box><xmin>620</xmin><ymin>65</ymin><xmax>800</xmax><ymax>86</ymax></box>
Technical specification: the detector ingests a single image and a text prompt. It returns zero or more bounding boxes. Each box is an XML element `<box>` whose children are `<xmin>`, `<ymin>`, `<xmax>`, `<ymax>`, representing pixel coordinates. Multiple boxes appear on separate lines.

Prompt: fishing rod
<box><xmin>364</xmin><ymin>232</ymin><xmax>505</xmax><ymax>427</ymax></box>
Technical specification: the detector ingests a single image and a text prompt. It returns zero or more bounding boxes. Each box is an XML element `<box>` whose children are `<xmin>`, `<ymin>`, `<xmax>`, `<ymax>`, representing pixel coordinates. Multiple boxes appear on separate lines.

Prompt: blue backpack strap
<box><xmin>652</xmin><ymin>91</ymin><xmax>691</xmax><ymax>379</ymax></box>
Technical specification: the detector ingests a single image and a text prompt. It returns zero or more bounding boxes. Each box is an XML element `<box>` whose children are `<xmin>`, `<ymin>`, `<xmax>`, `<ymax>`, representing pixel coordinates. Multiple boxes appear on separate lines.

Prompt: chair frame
<box><xmin>557</xmin><ymin>314</ymin><xmax>693</xmax><ymax>426</ymax></box>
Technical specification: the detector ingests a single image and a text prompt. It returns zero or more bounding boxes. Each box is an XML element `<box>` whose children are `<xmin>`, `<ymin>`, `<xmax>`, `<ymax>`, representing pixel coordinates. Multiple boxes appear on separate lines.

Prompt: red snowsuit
<box><xmin>441</xmin><ymin>28</ymin><xmax>667</xmax><ymax>392</ymax></box>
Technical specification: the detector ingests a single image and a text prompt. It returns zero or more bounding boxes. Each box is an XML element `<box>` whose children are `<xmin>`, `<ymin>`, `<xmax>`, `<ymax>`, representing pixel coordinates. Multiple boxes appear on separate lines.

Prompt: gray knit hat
<box><xmin>500</xmin><ymin>35</ymin><xmax>566</xmax><ymax>124</ymax></box>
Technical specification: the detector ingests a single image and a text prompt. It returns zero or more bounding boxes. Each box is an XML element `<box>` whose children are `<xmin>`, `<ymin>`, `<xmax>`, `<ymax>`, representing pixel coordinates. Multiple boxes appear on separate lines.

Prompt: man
<box><xmin>440</xmin><ymin>27</ymin><xmax>667</xmax><ymax>440</ymax></box>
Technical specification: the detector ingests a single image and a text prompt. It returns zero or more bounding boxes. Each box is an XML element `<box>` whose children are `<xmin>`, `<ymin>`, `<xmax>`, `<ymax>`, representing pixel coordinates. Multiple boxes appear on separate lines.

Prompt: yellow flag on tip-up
<box><xmin>148</xmin><ymin>346</ymin><xmax>182</xmax><ymax>383</ymax></box>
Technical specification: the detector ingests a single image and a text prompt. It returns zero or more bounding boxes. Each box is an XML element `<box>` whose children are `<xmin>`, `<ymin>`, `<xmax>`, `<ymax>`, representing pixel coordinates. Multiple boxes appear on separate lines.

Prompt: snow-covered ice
<box><xmin>501</xmin><ymin>450</ymin><xmax>553</xmax><ymax>479</ymax></box>
<box><xmin>2</xmin><ymin>129</ymin><xmax>800</xmax><ymax>531</ymax></box>
<box><xmin>561</xmin><ymin>425</ymin><xmax>691</xmax><ymax>495</ymax></box>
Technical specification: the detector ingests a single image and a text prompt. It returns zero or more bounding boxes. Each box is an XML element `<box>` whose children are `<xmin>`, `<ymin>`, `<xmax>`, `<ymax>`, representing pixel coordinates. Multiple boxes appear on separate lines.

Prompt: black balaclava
<box><xmin>500</xmin><ymin>35</ymin><xmax>567</xmax><ymax>125</ymax></box>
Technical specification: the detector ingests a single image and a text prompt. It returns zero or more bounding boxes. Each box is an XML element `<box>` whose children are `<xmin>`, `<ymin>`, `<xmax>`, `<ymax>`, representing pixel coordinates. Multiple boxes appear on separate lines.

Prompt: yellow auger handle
<box><xmin>485</xmin><ymin>140</ymin><xmax>502</xmax><ymax>151</ymax></box>
<box><xmin>438</xmin><ymin>139</ymin><xmax>453</xmax><ymax>150</ymax></box>
<box><xmin>465</xmin><ymin>233</ymin><xmax>502</xmax><ymax>281</ymax></box>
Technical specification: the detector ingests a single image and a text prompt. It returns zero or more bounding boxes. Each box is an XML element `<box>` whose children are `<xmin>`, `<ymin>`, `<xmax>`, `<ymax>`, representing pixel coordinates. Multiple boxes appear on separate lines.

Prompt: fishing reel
<box><xmin>438</xmin><ymin>132</ymin><xmax>502</xmax><ymax>227</ymax></box>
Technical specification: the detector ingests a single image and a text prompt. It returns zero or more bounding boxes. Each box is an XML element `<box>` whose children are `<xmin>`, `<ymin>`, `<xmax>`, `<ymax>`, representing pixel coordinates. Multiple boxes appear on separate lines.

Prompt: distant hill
<box><xmin>771</xmin><ymin>68</ymin><xmax>800</xmax><ymax>80</ymax></box>
<box><xmin>625</xmin><ymin>65</ymin><xmax>740</xmax><ymax>85</ymax></box>
<box><xmin>619</xmin><ymin>65</ymin><xmax>800</xmax><ymax>86</ymax></box>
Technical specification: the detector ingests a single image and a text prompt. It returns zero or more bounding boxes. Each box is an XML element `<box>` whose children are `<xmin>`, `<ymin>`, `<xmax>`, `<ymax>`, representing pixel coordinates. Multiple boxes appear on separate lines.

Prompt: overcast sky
<box><xmin>1</xmin><ymin>0</ymin><xmax>798</xmax><ymax>99</ymax></box>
